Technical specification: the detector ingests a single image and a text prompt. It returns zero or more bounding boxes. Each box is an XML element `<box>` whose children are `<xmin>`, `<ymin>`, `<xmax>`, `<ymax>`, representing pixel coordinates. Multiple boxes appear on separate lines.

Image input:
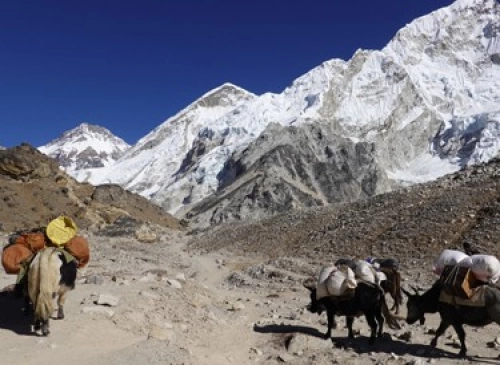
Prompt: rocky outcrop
<box><xmin>0</xmin><ymin>143</ymin><xmax>61</xmax><ymax>181</ymax></box>
<box><xmin>0</xmin><ymin>144</ymin><xmax>184</xmax><ymax>233</ymax></box>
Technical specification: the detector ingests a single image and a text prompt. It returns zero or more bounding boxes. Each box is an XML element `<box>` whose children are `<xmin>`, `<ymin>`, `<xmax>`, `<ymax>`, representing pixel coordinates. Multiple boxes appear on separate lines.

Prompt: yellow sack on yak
<box><xmin>46</xmin><ymin>216</ymin><xmax>77</xmax><ymax>246</ymax></box>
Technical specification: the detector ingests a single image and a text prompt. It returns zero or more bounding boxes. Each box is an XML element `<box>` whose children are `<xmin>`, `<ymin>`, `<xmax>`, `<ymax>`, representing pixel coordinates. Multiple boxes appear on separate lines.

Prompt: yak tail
<box><xmin>381</xmin><ymin>291</ymin><xmax>402</xmax><ymax>330</ymax></box>
<box><xmin>28</xmin><ymin>247</ymin><xmax>62</xmax><ymax>321</ymax></box>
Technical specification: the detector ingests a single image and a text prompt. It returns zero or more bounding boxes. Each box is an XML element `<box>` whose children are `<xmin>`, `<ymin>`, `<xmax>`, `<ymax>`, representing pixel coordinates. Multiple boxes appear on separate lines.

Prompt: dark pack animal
<box><xmin>404</xmin><ymin>281</ymin><xmax>500</xmax><ymax>357</ymax></box>
<box><xmin>334</xmin><ymin>257</ymin><xmax>403</xmax><ymax>314</ymax></box>
<box><xmin>304</xmin><ymin>281</ymin><xmax>401</xmax><ymax>345</ymax></box>
<box><xmin>23</xmin><ymin>247</ymin><xmax>77</xmax><ymax>335</ymax></box>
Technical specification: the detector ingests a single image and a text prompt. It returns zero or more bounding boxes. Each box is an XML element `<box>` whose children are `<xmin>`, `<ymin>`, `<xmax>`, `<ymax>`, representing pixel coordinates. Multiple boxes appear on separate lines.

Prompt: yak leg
<box><xmin>41</xmin><ymin>319</ymin><xmax>50</xmax><ymax>336</ymax></box>
<box><xmin>430</xmin><ymin>321</ymin><xmax>449</xmax><ymax>349</ymax></box>
<box><xmin>365</xmin><ymin>314</ymin><xmax>378</xmax><ymax>345</ymax></box>
<box><xmin>323</xmin><ymin>307</ymin><xmax>336</xmax><ymax>339</ymax></box>
<box><xmin>451</xmin><ymin>322</ymin><xmax>467</xmax><ymax>357</ymax></box>
<box><xmin>346</xmin><ymin>316</ymin><xmax>355</xmax><ymax>339</ymax></box>
<box><xmin>33</xmin><ymin>319</ymin><xmax>41</xmax><ymax>332</ymax></box>
<box><xmin>23</xmin><ymin>295</ymin><xmax>33</xmax><ymax>316</ymax></box>
<box><xmin>375</xmin><ymin>309</ymin><xmax>385</xmax><ymax>338</ymax></box>
<box><xmin>56</xmin><ymin>286</ymin><xmax>70</xmax><ymax>320</ymax></box>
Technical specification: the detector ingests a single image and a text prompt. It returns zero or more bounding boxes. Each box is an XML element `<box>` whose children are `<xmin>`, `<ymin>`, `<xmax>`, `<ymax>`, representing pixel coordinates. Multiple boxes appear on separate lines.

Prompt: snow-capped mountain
<box><xmin>38</xmin><ymin>123</ymin><xmax>130</xmax><ymax>178</ymax></box>
<box><xmin>85</xmin><ymin>83</ymin><xmax>257</xmax><ymax>211</ymax></box>
<box><xmin>42</xmin><ymin>0</ymin><xmax>500</xmax><ymax>225</ymax></box>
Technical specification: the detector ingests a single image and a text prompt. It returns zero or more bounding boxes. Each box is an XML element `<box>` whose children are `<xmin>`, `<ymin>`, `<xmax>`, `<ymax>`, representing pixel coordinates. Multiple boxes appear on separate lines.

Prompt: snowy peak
<box><xmin>198</xmin><ymin>82</ymin><xmax>255</xmax><ymax>106</ymax></box>
<box><xmin>39</xmin><ymin>122</ymin><xmax>131</xmax><ymax>171</ymax></box>
<box><xmin>129</xmin><ymin>82</ymin><xmax>256</xmax><ymax>154</ymax></box>
<box><xmin>88</xmin><ymin>83</ymin><xmax>257</xmax><ymax>201</ymax></box>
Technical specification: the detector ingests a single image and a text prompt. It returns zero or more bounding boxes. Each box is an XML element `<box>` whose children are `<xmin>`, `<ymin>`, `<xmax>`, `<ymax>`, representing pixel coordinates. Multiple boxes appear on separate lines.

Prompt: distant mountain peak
<box><xmin>39</xmin><ymin>122</ymin><xmax>130</xmax><ymax>172</ymax></box>
<box><xmin>61</xmin><ymin>122</ymin><xmax>120</xmax><ymax>140</ymax></box>
<box><xmin>194</xmin><ymin>83</ymin><xmax>256</xmax><ymax>109</ymax></box>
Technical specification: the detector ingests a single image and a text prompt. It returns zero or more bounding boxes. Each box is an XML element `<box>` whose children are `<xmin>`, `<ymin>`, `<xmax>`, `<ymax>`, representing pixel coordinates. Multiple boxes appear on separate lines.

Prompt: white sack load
<box><xmin>375</xmin><ymin>270</ymin><xmax>387</xmax><ymax>283</ymax></box>
<box><xmin>316</xmin><ymin>265</ymin><xmax>357</xmax><ymax>299</ymax></box>
<box><xmin>464</xmin><ymin>255</ymin><xmax>500</xmax><ymax>283</ymax></box>
<box><xmin>354</xmin><ymin>260</ymin><xmax>378</xmax><ymax>284</ymax></box>
<box><xmin>432</xmin><ymin>249</ymin><xmax>470</xmax><ymax>275</ymax></box>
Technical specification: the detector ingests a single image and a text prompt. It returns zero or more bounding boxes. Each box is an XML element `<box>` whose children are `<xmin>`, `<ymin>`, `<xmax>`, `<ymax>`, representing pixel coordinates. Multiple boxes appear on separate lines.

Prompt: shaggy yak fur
<box><xmin>26</xmin><ymin>247</ymin><xmax>77</xmax><ymax>336</ymax></box>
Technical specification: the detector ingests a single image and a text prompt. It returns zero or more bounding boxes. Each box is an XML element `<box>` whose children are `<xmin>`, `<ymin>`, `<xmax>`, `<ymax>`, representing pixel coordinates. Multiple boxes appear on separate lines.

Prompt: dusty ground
<box><xmin>1</xmin><ymin>228</ymin><xmax>499</xmax><ymax>365</ymax></box>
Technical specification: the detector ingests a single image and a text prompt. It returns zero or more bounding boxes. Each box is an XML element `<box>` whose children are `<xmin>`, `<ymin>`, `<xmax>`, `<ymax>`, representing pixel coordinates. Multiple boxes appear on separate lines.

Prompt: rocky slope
<box><xmin>188</xmin><ymin>156</ymin><xmax>500</xmax><ymax>271</ymax></box>
<box><xmin>0</xmin><ymin>144</ymin><xmax>183</xmax><ymax>233</ymax></box>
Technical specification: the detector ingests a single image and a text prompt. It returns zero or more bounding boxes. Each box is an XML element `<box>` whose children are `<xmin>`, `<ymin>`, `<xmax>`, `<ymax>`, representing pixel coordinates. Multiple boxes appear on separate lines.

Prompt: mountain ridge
<box><xmin>38</xmin><ymin>0</ymin><xmax>500</xmax><ymax>227</ymax></box>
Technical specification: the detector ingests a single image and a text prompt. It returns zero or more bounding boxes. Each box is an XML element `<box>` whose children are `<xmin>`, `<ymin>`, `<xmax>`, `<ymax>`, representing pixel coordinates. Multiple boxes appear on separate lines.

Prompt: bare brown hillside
<box><xmin>0</xmin><ymin>143</ymin><xmax>184</xmax><ymax>233</ymax></box>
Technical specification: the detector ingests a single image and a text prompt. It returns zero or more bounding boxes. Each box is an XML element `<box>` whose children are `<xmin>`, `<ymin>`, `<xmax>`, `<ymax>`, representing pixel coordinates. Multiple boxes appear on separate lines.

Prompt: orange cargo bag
<box><xmin>14</xmin><ymin>232</ymin><xmax>48</xmax><ymax>253</ymax></box>
<box><xmin>65</xmin><ymin>235</ymin><xmax>90</xmax><ymax>268</ymax></box>
<box><xmin>2</xmin><ymin>244</ymin><xmax>33</xmax><ymax>274</ymax></box>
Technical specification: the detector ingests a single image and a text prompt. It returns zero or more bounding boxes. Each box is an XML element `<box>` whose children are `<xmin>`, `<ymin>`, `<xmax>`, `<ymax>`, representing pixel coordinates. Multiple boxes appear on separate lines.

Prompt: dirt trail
<box><xmin>1</xmin><ymin>231</ymin><xmax>500</xmax><ymax>365</ymax></box>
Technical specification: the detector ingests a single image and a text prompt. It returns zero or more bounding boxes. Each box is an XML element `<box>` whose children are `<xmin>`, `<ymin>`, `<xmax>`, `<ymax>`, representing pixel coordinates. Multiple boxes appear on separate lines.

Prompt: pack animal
<box><xmin>26</xmin><ymin>247</ymin><xmax>77</xmax><ymax>335</ymax></box>
<box><xmin>404</xmin><ymin>281</ymin><xmax>500</xmax><ymax>357</ymax></box>
<box><xmin>304</xmin><ymin>281</ymin><xmax>401</xmax><ymax>345</ymax></box>
<box><xmin>335</xmin><ymin>258</ymin><xmax>403</xmax><ymax>314</ymax></box>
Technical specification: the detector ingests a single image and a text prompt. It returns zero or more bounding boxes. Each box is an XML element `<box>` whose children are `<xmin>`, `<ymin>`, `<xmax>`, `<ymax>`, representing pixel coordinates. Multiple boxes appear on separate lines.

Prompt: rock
<box><xmin>135</xmin><ymin>225</ymin><xmax>157</xmax><ymax>243</ymax></box>
<box><xmin>85</xmin><ymin>275</ymin><xmax>105</xmax><ymax>285</ymax></box>
<box><xmin>398</xmin><ymin>331</ymin><xmax>412</xmax><ymax>341</ymax></box>
<box><xmin>250</xmin><ymin>347</ymin><xmax>263</xmax><ymax>356</ymax></box>
<box><xmin>175</xmin><ymin>273</ymin><xmax>186</xmax><ymax>282</ymax></box>
<box><xmin>81</xmin><ymin>306</ymin><xmax>115</xmax><ymax>318</ymax></box>
<box><xmin>277</xmin><ymin>352</ymin><xmax>294</xmax><ymax>362</ymax></box>
<box><xmin>229</xmin><ymin>302</ymin><xmax>245</xmax><ymax>311</ymax></box>
<box><xmin>138</xmin><ymin>272</ymin><xmax>158</xmax><ymax>282</ymax></box>
<box><xmin>166</xmin><ymin>279</ymin><xmax>182</xmax><ymax>289</ymax></box>
<box><xmin>405</xmin><ymin>359</ymin><xmax>427</xmax><ymax>365</ymax></box>
<box><xmin>96</xmin><ymin>294</ymin><xmax>120</xmax><ymax>307</ymax></box>
<box><xmin>148</xmin><ymin>326</ymin><xmax>176</xmax><ymax>342</ymax></box>
<box><xmin>139</xmin><ymin>291</ymin><xmax>161</xmax><ymax>301</ymax></box>
<box><xmin>286</xmin><ymin>334</ymin><xmax>308</xmax><ymax>355</ymax></box>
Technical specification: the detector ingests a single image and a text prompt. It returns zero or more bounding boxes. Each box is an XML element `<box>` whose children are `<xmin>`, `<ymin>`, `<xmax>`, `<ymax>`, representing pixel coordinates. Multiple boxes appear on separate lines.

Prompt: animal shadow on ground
<box><xmin>254</xmin><ymin>323</ymin><xmax>500</xmax><ymax>364</ymax></box>
<box><xmin>253</xmin><ymin>323</ymin><xmax>325</xmax><ymax>338</ymax></box>
<box><xmin>330</xmin><ymin>335</ymin><xmax>500</xmax><ymax>364</ymax></box>
<box><xmin>0</xmin><ymin>290</ymin><xmax>34</xmax><ymax>336</ymax></box>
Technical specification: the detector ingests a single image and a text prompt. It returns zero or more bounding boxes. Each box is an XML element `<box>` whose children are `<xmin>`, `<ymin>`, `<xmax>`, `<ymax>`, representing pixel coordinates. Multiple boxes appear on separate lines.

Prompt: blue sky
<box><xmin>0</xmin><ymin>0</ymin><xmax>454</xmax><ymax>148</ymax></box>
